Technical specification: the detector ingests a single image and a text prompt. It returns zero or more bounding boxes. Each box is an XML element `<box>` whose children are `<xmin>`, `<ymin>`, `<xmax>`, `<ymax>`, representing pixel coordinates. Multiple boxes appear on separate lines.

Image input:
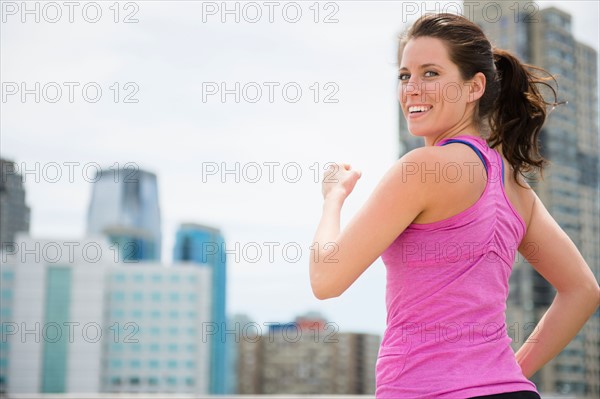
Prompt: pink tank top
<box><xmin>376</xmin><ymin>134</ymin><xmax>539</xmax><ymax>398</ymax></box>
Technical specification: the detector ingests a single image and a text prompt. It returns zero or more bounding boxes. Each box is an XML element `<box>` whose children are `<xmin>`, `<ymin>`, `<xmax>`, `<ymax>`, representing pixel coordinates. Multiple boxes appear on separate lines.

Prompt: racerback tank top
<box><xmin>376</xmin><ymin>134</ymin><xmax>539</xmax><ymax>398</ymax></box>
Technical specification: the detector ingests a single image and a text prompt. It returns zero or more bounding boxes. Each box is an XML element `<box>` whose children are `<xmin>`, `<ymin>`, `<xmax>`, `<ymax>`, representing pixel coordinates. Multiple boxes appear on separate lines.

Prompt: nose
<box><xmin>405</xmin><ymin>76</ymin><xmax>421</xmax><ymax>95</ymax></box>
<box><xmin>400</xmin><ymin>77</ymin><xmax>421</xmax><ymax>103</ymax></box>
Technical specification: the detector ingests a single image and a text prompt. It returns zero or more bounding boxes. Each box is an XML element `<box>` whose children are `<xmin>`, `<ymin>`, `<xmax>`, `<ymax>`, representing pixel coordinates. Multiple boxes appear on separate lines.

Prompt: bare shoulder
<box><xmin>400</xmin><ymin>145</ymin><xmax>488</xmax><ymax>224</ymax></box>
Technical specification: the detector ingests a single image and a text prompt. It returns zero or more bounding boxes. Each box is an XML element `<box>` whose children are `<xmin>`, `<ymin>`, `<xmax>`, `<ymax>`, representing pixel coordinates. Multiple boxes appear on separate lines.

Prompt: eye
<box><xmin>424</xmin><ymin>70</ymin><xmax>438</xmax><ymax>78</ymax></box>
<box><xmin>398</xmin><ymin>73</ymin><xmax>410</xmax><ymax>81</ymax></box>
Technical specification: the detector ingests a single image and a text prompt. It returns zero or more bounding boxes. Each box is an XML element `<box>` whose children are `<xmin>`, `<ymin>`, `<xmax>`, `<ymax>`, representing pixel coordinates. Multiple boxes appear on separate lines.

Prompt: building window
<box><xmin>149</xmin><ymin>343</ymin><xmax>160</xmax><ymax>352</ymax></box>
<box><xmin>167</xmin><ymin>360</ymin><xmax>178</xmax><ymax>369</ymax></box>
<box><xmin>151</xmin><ymin>292</ymin><xmax>161</xmax><ymax>302</ymax></box>
<box><xmin>165</xmin><ymin>376</ymin><xmax>177</xmax><ymax>386</ymax></box>
<box><xmin>110</xmin><ymin>359</ymin><xmax>122</xmax><ymax>369</ymax></box>
<box><xmin>185</xmin><ymin>360</ymin><xmax>195</xmax><ymax>369</ymax></box>
<box><xmin>130</xmin><ymin>359</ymin><xmax>141</xmax><ymax>369</ymax></box>
<box><xmin>112</xmin><ymin>292</ymin><xmax>125</xmax><ymax>301</ymax></box>
<box><xmin>110</xmin><ymin>376</ymin><xmax>122</xmax><ymax>386</ymax></box>
<box><xmin>150</xmin><ymin>310</ymin><xmax>161</xmax><ymax>319</ymax></box>
<box><xmin>151</xmin><ymin>274</ymin><xmax>162</xmax><ymax>283</ymax></box>
<box><xmin>1</xmin><ymin>271</ymin><xmax>14</xmax><ymax>281</ymax></box>
<box><xmin>130</xmin><ymin>343</ymin><xmax>142</xmax><ymax>353</ymax></box>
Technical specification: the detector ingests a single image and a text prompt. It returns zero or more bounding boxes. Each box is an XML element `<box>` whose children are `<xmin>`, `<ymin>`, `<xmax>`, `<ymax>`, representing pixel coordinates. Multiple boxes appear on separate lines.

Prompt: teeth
<box><xmin>409</xmin><ymin>105</ymin><xmax>431</xmax><ymax>113</ymax></box>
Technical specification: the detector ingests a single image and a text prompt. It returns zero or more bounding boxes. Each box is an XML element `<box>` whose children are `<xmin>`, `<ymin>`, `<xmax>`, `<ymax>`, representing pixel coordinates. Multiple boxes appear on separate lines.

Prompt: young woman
<box><xmin>309</xmin><ymin>13</ymin><xmax>600</xmax><ymax>399</ymax></box>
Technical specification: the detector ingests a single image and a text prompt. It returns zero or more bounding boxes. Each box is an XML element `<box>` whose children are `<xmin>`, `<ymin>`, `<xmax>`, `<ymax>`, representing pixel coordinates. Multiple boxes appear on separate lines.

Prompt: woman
<box><xmin>309</xmin><ymin>13</ymin><xmax>600</xmax><ymax>399</ymax></box>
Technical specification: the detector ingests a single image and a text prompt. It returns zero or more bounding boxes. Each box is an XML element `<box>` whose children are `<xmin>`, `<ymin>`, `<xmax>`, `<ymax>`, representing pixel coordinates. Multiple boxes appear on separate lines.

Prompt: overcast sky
<box><xmin>2</xmin><ymin>1</ymin><xmax>598</xmax><ymax>336</ymax></box>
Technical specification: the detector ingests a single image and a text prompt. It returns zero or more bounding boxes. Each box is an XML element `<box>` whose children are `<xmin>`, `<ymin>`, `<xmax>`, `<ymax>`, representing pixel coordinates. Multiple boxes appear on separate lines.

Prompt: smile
<box><xmin>407</xmin><ymin>105</ymin><xmax>433</xmax><ymax>118</ymax></box>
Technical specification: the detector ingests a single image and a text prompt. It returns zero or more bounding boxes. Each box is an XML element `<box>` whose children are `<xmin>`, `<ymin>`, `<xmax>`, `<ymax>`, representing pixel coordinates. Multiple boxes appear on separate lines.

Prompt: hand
<box><xmin>321</xmin><ymin>162</ymin><xmax>362</xmax><ymax>201</ymax></box>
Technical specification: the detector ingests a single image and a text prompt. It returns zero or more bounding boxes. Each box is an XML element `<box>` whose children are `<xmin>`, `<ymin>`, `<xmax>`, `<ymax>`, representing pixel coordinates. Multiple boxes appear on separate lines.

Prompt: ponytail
<box><xmin>488</xmin><ymin>49</ymin><xmax>562</xmax><ymax>188</ymax></box>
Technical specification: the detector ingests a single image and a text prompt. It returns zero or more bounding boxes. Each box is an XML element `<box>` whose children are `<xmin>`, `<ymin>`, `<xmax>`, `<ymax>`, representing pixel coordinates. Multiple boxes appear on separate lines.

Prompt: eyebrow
<box><xmin>399</xmin><ymin>63</ymin><xmax>444</xmax><ymax>71</ymax></box>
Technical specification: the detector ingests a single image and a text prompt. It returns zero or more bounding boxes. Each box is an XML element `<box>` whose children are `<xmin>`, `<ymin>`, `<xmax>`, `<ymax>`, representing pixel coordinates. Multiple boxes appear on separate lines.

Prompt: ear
<box><xmin>467</xmin><ymin>72</ymin><xmax>486</xmax><ymax>103</ymax></box>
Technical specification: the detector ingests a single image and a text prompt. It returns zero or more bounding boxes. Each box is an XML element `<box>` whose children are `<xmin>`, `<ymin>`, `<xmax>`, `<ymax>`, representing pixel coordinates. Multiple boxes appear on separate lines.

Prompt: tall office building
<box><xmin>0</xmin><ymin>235</ymin><xmax>213</xmax><ymax>395</ymax></box>
<box><xmin>87</xmin><ymin>167</ymin><xmax>161</xmax><ymax>261</ymax></box>
<box><xmin>0</xmin><ymin>159</ymin><xmax>30</xmax><ymax>253</ymax></box>
<box><xmin>172</xmin><ymin>223</ymin><xmax>227</xmax><ymax>394</ymax></box>
<box><xmin>102</xmin><ymin>262</ymin><xmax>212</xmax><ymax>394</ymax></box>
<box><xmin>1</xmin><ymin>235</ymin><xmax>111</xmax><ymax>394</ymax></box>
<box><xmin>237</xmin><ymin>314</ymin><xmax>380</xmax><ymax>394</ymax></box>
<box><xmin>395</xmin><ymin>2</ymin><xmax>600</xmax><ymax>397</ymax></box>
<box><xmin>0</xmin><ymin>245</ymin><xmax>16</xmax><ymax>394</ymax></box>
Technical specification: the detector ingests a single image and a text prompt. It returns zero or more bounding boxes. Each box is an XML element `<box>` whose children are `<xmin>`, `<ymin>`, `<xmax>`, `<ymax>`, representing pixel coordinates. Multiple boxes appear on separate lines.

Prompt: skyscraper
<box><xmin>102</xmin><ymin>262</ymin><xmax>212</xmax><ymax>394</ymax></box>
<box><xmin>172</xmin><ymin>223</ymin><xmax>227</xmax><ymax>394</ymax></box>
<box><xmin>396</xmin><ymin>2</ymin><xmax>599</xmax><ymax>396</ymax></box>
<box><xmin>1</xmin><ymin>235</ymin><xmax>111</xmax><ymax>394</ymax></box>
<box><xmin>0</xmin><ymin>158</ymin><xmax>30</xmax><ymax>253</ymax></box>
<box><xmin>87</xmin><ymin>167</ymin><xmax>161</xmax><ymax>261</ymax></box>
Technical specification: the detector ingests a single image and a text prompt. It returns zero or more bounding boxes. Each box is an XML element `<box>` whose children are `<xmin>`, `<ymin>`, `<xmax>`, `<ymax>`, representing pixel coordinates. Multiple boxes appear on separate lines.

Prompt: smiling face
<box><xmin>398</xmin><ymin>36</ymin><xmax>482</xmax><ymax>143</ymax></box>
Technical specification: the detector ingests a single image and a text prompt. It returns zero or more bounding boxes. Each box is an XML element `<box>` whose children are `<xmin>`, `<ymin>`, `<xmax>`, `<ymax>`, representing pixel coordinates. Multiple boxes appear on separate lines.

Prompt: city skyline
<box><xmin>2</xmin><ymin>0</ymin><xmax>598</xmax><ymax>338</ymax></box>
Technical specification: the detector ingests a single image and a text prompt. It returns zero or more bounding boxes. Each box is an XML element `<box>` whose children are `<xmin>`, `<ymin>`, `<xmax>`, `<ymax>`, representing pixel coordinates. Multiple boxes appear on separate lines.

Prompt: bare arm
<box><xmin>309</xmin><ymin>148</ymin><xmax>431</xmax><ymax>300</ymax></box>
<box><xmin>515</xmin><ymin>190</ymin><xmax>600</xmax><ymax>378</ymax></box>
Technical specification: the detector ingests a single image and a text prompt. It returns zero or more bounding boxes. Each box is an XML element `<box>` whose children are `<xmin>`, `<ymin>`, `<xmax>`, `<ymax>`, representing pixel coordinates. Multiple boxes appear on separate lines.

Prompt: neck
<box><xmin>424</xmin><ymin>124</ymin><xmax>481</xmax><ymax>147</ymax></box>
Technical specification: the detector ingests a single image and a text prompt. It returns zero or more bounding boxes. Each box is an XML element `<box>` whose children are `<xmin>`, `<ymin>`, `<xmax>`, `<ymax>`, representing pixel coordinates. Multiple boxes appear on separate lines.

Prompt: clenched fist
<box><xmin>321</xmin><ymin>162</ymin><xmax>362</xmax><ymax>201</ymax></box>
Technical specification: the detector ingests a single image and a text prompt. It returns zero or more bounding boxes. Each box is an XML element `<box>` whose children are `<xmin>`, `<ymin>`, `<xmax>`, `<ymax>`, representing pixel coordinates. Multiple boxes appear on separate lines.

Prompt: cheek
<box><xmin>398</xmin><ymin>84</ymin><xmax>414</xmax><ymax>104</ymax></box>
<box><xmin>422</xmin><ymin>82</ymin><xmax>440</xmax><ymax>100</ymax></box>
<box><xmin>440</xmin><ymin>82</ymin><xmax>463</xmax><ymax>103</ymax></box>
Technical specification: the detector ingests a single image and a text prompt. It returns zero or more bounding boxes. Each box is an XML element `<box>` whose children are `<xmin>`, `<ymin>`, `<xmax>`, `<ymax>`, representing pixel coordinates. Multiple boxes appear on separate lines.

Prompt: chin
<box><xmin>406</xmin><ymin>125</ymin><xmax>430</xmax><ymax>138</ymax></box>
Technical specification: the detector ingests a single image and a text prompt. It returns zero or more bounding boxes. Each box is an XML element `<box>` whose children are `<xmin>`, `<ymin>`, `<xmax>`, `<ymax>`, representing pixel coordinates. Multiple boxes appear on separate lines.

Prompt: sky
<box><xmin>2</xmin><ymin>1</ymin><xmax>599</xmax><ymax>337</ymax></box>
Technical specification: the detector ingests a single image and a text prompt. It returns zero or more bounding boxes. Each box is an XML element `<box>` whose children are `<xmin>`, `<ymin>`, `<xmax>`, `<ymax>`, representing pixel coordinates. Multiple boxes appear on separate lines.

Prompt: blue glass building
<box><xmin>173</xmin><ymin>223</ymin><xmax>227</xmax><ymax>394</ymax></box>
<box><xmin>87</xmin><ymin>167</ymin><xmax>161</xmax><ymax>261</ymax></box>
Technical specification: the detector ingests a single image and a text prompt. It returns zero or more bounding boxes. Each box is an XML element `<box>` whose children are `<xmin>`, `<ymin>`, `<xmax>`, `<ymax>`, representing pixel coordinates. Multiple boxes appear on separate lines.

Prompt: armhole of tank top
<box><xmin>440</xmin><ymin>139</ymin><xmax>489</xmax><ymax>179</ymax></box>
<box><xmin>500</xmin><ymin>151</ymin><xmax>505</xmax><ymax>187</ymax></box>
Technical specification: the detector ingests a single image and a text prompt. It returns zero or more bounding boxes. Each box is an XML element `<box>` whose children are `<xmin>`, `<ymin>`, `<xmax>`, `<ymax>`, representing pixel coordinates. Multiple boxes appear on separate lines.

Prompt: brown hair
<box><xmin>398</xmin><ymin>13</ymin><xmax>562</xmax><ymax>188</ymax></box>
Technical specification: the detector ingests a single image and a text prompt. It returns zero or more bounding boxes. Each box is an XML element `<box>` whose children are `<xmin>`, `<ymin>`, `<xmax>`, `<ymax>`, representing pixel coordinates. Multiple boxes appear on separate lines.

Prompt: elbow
<box><xmin>313</xmin><ymin>290</ymin><xmax>339</xmax><ymax>301</ymax></box>
<box><xmin>584</xmin><ymin>280</ymin><xmax>600</xmax><ymax>308</ymax></box>
<box><xmin>566</xmin><ymin>282</ymin><xmax>600</xmax><ymax>310</ymax></box>
<box><xmin>311</xmin><ymin>282</ymin><xmax>339</xmax><ymax>300</ymax></box>
<box><xmin>310</xmin><ymin>274</ymin><xmax>340</xmax><ymax>300</ymax></box>
<box><xmin>593</xmin><ymin>284</ymin><xmax>600</xmax><ymax>309</ymax></box>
